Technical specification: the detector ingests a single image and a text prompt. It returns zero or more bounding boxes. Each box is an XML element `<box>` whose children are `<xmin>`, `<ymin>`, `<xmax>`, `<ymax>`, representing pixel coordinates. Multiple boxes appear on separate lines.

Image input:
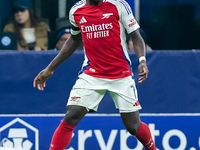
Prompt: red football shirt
<box><xmin>70</xmin><ymin>0</ymin><xmax>140</xmax><ymax>79</ymax></box>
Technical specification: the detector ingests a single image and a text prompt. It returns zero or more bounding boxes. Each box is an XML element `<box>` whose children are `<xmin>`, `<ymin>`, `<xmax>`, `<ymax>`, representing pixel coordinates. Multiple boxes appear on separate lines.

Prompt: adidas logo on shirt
<box><xmin>80</xmin><ymin>17</ymin><xmax>87</xmax><ymax>24</ymax></box>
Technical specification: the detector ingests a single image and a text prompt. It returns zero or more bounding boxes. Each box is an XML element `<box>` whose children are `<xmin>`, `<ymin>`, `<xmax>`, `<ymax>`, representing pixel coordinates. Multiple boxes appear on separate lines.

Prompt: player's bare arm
<box><xmin>33</xmin><ymin>33</ymin><xmax>82</xmax><ymax>90</ymax></box>
<box><xmin>47</xmin><ymin>33</ymin><xmax>82</xmax><ymax>71</ymax></box>
<box><xmin>138</xmin><ymin>61</ymin><xmax>149</xmax><ymax>83</ymax></box>
<box><xmin>130</xmin><ymin>29</ymin><xmax>149</xmax><ymax>83</ymax></box>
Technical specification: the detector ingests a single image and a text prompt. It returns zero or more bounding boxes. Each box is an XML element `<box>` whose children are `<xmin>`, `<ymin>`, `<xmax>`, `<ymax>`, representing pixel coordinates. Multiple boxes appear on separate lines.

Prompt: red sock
<box><xmin>135</xmin><ymin>122</ymin><xmax>156</xmax><ymax>150</ymax></box>
<box><xmin>49</xmin><ymin>120</ymin><xmax>75</xmax><ymax>150</ymax></box>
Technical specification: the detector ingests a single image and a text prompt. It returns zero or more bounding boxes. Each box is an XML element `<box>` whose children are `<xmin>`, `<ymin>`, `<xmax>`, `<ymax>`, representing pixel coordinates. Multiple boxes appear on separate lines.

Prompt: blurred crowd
<box><xmin>0</xmin><ymin>0</ymin><xmax>152</xmax><ymax>51</ymax></box>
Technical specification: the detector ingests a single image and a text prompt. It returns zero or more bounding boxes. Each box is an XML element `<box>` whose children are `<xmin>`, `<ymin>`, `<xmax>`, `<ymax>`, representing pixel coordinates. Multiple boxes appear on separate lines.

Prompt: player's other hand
<box><xmin>33</xmin><ymin>68</ymin><xmax>54</xmax><ymax>91</ymax></box>
<box><xmin>138</xmin><ymin>61</ymin><xmax>149</xmax><ymax>83</ymax></box>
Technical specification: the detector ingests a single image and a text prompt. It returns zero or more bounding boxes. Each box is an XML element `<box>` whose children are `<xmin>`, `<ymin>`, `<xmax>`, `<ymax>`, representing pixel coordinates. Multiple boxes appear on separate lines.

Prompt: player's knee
<box><xmin>64</xmin><ymin>113</ymin><xmax>80</xmax><ymax>126</ymax></box>
<box><xmin>65</xmin><ymin>112</ymin><xmax>79</xmax><ymax>120</ymax></box>
<box><xmin>127</xmin><ymin>127</ymin><xmax>139</xmax><ymax>135</ymax></box>
<box><xmin>126</xmin><ymin>123</ymin><xmax>141</xmax><ymax>135</ymax></box>
<box><xmin>64</xmin><ymin>105</ymin><xmax>87</xmax><ymax>126</ymax></box>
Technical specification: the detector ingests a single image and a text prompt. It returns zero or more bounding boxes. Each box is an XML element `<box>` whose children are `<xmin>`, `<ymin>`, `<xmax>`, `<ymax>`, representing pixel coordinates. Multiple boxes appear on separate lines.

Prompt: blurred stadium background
<box><xmin>1</xmin><ymin>0</ymin><xmax>200</xmax><ymax>50</ymax></box>
<box><xmin>0</xmin><ymin>0</ymin><xmax>200</xmax><ymax>150</ymax></box>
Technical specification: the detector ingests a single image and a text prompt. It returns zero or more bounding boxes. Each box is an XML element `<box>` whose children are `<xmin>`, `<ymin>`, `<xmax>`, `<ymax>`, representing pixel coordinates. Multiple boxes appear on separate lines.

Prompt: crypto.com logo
<box><xmin>0</xmin><ymin>118</ymin><xmax>39</xmax><ymax>150</ymax></box>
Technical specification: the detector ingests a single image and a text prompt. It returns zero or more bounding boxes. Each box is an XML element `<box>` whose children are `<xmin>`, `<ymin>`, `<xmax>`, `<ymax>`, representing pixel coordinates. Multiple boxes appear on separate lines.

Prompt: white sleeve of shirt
<box><xmin>118</xmin><ymin>0</ymin><xmax>140</xmax><ymax>34</ymax></box>
<box><xmin>69</xmin><ymin>7</ymin><xmax>81</xmax><ymax>35</ymax></box>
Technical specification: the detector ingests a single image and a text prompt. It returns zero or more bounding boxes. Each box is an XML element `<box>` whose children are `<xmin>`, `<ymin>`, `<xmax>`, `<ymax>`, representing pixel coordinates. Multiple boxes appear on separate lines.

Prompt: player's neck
<box><xmin>86</xmin><ymin>0</ymin><xmax>103</xmax><ymax>6</ymax></box>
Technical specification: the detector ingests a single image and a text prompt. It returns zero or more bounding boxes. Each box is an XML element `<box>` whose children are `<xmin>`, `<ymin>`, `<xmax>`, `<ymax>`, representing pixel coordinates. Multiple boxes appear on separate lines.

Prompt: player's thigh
<box><xmin>120</xmin><ymin>111</ymin><xmax>141</xmax><ymax>135</ymax></box>
<box><xmin>67</xmin><ymin>88</ymin><xmax>106</xmax><ymax>112</ymax></box>
<box><xmin>108</xmin><ymin>77</ymin><xmax>141</xmax><ymax>113</ymax></box>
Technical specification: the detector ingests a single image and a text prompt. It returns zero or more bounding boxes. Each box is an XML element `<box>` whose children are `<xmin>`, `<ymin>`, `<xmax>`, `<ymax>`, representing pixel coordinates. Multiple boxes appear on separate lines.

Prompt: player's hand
<box><xmin>138</xmin><ymin>61</ymin><xmax>149</xmax><ymax>83</ymax></box>
<box><xmin>33</xmin><ymin>68</ymin><xmax>54</xmax><ymax>90</ymax></box>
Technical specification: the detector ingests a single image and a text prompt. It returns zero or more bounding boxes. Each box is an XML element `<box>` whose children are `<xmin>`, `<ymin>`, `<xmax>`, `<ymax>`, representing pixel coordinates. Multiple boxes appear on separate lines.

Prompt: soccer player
<box><xmin>33</xmin><ymin>0</ymin><xmax>157</xmax><ymax>149</ymax></box>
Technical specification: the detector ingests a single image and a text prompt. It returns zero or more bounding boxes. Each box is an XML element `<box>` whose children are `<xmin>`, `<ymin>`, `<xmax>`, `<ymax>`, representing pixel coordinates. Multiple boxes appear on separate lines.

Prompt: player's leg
<box><xmin>64</xmin><ymin>105</ymin><xmax>88</xmax><ymax>126</ymax></box>
<box><xmin>49</xmin><ymin>105</ymin><xmax>88</xmax><ymax>150</ymax></box>
<box><xmin>120</xmin><ymin>110</ymin><xmax>141</xmax><ymax>135</ymax></box>
<box><xmin>120</xmin><ymin>111</ymin><xmax>156</xmax><ymax>150</ymax></box>
<box><xmin>49</xmin><ymin>75</ymin><xmax>106</xmax><ymax>150</ymax></box>
<box><xmin>108</xmin><ymin>76</ymin><xmax>156</xmax><ymax>150</ymax></box>
<box><xmin>49</xmin><ymin>73</ymin><xmax>106</xmax><ymax>150</ymax></box>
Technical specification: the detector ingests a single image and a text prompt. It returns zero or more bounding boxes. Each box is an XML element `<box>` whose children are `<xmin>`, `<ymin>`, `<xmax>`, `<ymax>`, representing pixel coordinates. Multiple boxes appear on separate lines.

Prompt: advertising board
<box><xmin>0</xmin><ymin>114</ymin><xmax>199</xmax><ymax>150</ymax></box>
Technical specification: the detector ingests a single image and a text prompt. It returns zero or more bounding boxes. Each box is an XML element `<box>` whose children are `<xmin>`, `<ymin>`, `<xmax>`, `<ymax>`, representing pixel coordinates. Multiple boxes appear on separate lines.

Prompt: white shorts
<box><xmin>67</xmin><ymin>73</ymin><xmax>142</xmax><ymax>113</ymax></box>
